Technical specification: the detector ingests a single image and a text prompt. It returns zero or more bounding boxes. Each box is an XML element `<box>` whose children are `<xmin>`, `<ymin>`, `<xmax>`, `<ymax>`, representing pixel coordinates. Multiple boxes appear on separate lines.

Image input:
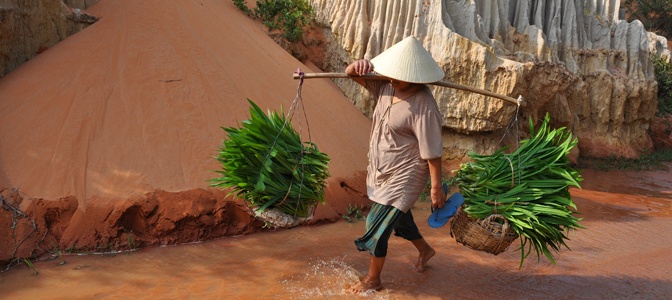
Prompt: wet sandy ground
<box><xmin>1</xmin><ymin>166</ymin><xmax>671</xmax><ymax>299</ymax></box>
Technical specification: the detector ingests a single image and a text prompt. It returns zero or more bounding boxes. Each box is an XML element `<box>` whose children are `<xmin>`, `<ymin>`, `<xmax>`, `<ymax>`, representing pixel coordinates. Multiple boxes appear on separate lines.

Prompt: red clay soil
<box><xmin>0</xmin><ymin>0</ymin><xmax>372</xmax><ymax>264</ymax></box>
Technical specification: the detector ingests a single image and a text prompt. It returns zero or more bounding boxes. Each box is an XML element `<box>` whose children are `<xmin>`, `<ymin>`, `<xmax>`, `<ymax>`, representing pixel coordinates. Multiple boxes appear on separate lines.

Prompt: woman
<box><xmin>344</xmin><ymin>36</ymin><xmax>447</xmax><ymax>293</ymax></box>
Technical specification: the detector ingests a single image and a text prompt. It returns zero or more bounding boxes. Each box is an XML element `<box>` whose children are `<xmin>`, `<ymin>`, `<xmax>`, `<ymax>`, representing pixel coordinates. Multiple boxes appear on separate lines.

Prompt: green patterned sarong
<box><xmin>354</xmin><ymin>203</ymin><xmax>423</xmax><ymax>257</ymax></box>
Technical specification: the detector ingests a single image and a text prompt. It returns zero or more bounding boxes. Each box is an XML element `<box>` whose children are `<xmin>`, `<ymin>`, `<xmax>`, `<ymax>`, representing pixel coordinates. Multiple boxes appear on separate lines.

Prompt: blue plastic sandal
<box><xmin>427</xmin><ymin>184</ymin><xmax>464</xmax><ymax>228</ymax></box>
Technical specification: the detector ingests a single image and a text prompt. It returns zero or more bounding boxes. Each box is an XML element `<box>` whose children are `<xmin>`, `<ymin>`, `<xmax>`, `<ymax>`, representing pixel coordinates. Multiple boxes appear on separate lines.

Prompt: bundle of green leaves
<box><xmin>211</xmin><ymin>99</ymin><xmax>330</xmax><ymax>218</ymax></box>
<box><xmin>451</xmin><ymin>113</ymin><xmax>584</xmax><ymax>267</ymax></box>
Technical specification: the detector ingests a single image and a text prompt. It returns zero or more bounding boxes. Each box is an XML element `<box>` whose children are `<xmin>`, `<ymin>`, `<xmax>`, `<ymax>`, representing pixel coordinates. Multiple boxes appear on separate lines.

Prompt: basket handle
<box><xmin>481</xmin><ymin>214</ymin><xmax>513</xmax><ymax>236</ymax></box>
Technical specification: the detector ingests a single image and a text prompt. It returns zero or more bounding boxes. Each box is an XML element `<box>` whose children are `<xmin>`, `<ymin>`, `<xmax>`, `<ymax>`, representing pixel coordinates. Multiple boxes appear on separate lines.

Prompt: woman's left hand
<box><xmin>430</xmin><ymin>186</ymin><xmax>446</xmax><ymax>210</ymax></box>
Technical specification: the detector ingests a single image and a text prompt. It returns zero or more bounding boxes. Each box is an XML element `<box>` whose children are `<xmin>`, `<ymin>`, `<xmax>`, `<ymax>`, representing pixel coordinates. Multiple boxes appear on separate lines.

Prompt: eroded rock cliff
<box><xmin>0</xmin><ymin>0</ymin><xmax>99</xmax><ymax>77</ymax></box>
<box><xmin>308</xmin><ymin>0</ymin><xmax>670</xmax><ymax>159</ymax></box>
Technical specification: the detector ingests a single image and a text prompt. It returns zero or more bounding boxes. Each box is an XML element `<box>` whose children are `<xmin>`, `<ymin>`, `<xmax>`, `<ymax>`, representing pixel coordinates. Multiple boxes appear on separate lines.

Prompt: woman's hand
<box><xmin>431</xmin><ymin>186</ymin><xmax>447</xmax><ymax>210</ymax></box>
<box><xmin>346</xmin><ymin>59</ymin><xmax>374</xmax><ymax>76</ymax></box>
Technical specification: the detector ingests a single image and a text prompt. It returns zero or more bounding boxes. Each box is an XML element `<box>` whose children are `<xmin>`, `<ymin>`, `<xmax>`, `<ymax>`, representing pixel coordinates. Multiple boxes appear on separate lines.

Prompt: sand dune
<box><xmin>0</xmin><ymin>1</ymin><xmax>375</xmax><ymax>260</ymax></box>
<box><xmin>0</xmin><ymin>0</ymin><xmax>370</xmax><ymax>208</ymax></box>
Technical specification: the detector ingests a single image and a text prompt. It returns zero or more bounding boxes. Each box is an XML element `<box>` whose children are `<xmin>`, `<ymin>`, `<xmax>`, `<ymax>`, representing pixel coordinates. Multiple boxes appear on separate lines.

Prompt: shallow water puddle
<box><xmin>2</xmin><ymin>206</ymin><xmax>671</xmax><ymax>299</ymax></box>
<box><xmin>0</xmin><ymin>221</ymin><xmax>397</xmax><ymax>299</ymax></box>
<box><xmin>2</xmin><ymin>168</ymin><xmax>672</xmax><ymax>299</ymax></box>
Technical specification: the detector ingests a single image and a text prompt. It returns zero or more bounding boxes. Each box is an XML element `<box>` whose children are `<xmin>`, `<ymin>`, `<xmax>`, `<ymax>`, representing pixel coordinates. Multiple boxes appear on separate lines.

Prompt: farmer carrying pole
<box><xmin>289</xmin><ymin>36</ymin><xmax>451</xmax><ymax>294</ymax></box>
<box><xmin>292</xmin><ymin>37</ymin><xmax>522</xmax><ymax>294</ymax></box>
<box><xmin>335</xmin><ymin>36</ymin><xmax>446</xmax><ymax>293</ymax></box>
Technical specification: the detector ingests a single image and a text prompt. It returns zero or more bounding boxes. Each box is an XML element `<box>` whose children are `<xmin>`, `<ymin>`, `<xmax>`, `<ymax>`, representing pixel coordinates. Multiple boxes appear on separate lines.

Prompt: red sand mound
<box><xmin>0</xmin><ymin>0</ymin><xmax>371</xmax><ymax>263</ymax></box>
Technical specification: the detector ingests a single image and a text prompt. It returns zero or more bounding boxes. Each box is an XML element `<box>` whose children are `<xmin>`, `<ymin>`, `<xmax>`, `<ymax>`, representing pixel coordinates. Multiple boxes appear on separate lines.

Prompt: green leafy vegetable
<box><xmin>451</xmin><ymin>113</ymin><xmax>584</xmax><ymax>267</ymax></box>
<box><xmin>211</xmin><ymin>99</ymin><xmax>330</xmax><ymax>217</ymax></box>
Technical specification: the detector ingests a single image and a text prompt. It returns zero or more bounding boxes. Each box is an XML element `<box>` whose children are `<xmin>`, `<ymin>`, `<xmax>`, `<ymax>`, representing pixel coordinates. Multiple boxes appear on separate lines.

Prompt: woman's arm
<box><xmin>427</xmin><ymin>157</ymin><xmax>446</xmax><ymax>209</ymax></box>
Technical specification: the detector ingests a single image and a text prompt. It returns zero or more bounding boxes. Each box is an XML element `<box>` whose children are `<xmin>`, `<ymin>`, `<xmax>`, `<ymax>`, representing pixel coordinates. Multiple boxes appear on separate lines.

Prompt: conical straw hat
<box><xmin>370</xmin><ymin>36</ymin><xmax>445</xmax><ymax>84</ymax></box>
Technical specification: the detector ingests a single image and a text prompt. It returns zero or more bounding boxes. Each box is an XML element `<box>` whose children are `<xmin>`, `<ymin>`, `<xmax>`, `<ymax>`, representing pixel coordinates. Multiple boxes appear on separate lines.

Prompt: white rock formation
<box><xmin>309</xmin><ymin>0</ymin><xmax>670</xmax><ymax>159</ymax></box>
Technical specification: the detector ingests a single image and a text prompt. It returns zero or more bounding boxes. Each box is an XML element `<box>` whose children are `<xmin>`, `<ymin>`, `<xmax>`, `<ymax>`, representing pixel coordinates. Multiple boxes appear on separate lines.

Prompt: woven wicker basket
<box><xmin>449</xmin><ymin>208</ymin><xmax>519</xmax><ymax>255</ymax></box>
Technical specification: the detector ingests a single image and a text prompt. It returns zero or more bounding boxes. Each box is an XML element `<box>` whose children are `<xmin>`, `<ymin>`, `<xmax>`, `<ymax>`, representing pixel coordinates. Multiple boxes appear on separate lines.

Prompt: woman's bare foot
<box><xmin>414</xmin><ymin>246</ymin><xmax>436</xmax><ymax>273</ymax></box>
<box><xmin>347</xmin><ymin>276</ymin><xmax>382</xmax><ymax>293</ymax></box>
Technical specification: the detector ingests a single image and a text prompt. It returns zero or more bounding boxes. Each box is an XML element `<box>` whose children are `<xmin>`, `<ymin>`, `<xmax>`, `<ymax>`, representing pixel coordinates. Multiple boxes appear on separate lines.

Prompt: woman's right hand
<box><xmin>346</xmin><ymin>59</ymin><xmax>374</xmax><ymax>76</ymax></box>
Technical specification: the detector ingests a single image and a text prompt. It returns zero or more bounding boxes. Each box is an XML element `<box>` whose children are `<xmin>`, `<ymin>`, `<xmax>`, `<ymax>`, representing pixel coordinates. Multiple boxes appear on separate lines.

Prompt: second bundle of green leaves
<box><xmin>451</xmin><ymin>113</ymin><xmax>584</xmax><ymax>267</ymax></box>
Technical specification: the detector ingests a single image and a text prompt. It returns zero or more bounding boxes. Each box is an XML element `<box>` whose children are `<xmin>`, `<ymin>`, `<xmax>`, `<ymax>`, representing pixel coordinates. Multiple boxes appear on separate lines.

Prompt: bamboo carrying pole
<box><xmin>292</xmin><ymin>72</ymin><xmax>524</xmax><ymax>107</ymax></box>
